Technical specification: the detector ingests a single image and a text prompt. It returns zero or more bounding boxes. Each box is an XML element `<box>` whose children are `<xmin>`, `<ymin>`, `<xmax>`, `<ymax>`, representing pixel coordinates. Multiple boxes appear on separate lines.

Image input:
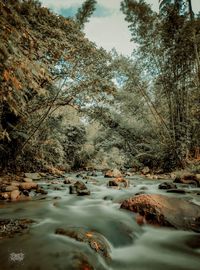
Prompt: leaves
<box><xmin>3</xmin><ymin>70</ymin><xmax>10</xmax><ymax>81</ymax></box>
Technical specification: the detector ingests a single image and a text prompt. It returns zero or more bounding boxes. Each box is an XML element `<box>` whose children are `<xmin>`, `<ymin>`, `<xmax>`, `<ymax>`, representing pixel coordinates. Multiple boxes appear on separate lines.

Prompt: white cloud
<box><xmin>84</xmin><ymin>13</ymin><xmax>134</xmax><ymax>55</ymax></box>
<box><xmin>40</xmin><ymin>0</ymin><xmax>200</xmax><ymax>56</ymax></box>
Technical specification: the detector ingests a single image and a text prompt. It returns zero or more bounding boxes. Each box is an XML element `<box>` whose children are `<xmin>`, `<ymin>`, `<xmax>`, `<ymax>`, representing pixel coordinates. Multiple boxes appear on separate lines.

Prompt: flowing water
<box><xmin>0</xmin><ymin>173</ymin><xmax>200</xmax><ymax>270</ymax></box>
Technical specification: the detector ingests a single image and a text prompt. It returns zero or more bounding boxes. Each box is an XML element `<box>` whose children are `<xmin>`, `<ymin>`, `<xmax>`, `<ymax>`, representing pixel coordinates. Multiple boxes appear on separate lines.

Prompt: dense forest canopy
<box><xmin>0</xmin><ymin>0</ymin><xmax>199</xmax><ymax>173</ymax></box>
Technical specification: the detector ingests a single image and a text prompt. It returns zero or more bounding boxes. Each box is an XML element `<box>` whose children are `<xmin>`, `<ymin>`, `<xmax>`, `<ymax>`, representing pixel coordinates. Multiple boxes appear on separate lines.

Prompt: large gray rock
<box><xmin>121</xmin><ymin>194</ymin><xmax>200</xmax><ymax>232</ymax></box>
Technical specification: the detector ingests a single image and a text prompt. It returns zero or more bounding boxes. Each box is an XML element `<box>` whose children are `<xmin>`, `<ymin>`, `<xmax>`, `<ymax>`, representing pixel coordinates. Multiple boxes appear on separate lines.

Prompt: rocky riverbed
<box><xmin>0</xmin><ymin>170</ymin><xmax>200</xmax><ymax>270</ymax></box>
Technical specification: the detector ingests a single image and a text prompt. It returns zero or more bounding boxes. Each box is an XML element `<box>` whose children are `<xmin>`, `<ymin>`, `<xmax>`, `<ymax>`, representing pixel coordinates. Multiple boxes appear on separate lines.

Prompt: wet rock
<box><xmin>10</xmin><ymin>190</ymin><xmax>20</xmax><ymax>201</ymax></box>
<box><xmin>104</xmin><ymin>168</ymin><xmax>122</xmax><ymax>178</ymax></box>
<box><xmin>22</xmin><ymin>190</ymin><xmax>29</xmax><ymax>196</ymax></box>
<box><xmin>65</xmin><ymin>251</ymin><xmax>94</xmax><ymax>270</ymax></box>
<box><xmin>63</xmin><ymin>179</ymin><xmax>71</xmax><ymax>184</ymax></box>
<box><xmin>0</xmin><ymin>192</ymin><xmax>11</xmax><ymax>200</ymax></box>
<box><xmin>77</xmin><ymin>189</ymin><xmax>90</xmax><ymax>196</ymax></box>
<box><xmin>19</xmin><ymin>182</ymin><xmax>38</xmax><ymax>191</ymax></box>
<box><xmin>166</xmin><ymin>189</ymin><xmax>186</xmax><ymax>194</ymax></box>
<box><xmin>69</xmin><ymin>181</ymin><xmax>90</xmax><ymax>196</ymax></box>
<box><xmin>51</xmin><ymin>180</ymin><xmax>60</xmax><ymax>184</ymax></box>
<box><xmin>108</xmin><ymin>178</ymin><xmax>129</xmax><ymax>188</ymax></box>
<box><xmin>55</xmin><ymin>227</ymin><xmax>111</xmax><ymax>259</ymax></box>
<box><xmin>158</xmin><ymin>182</ymin><xmax>177</xmax><ymax>190</ymax></box>
<box><xmin>24</xmin><ymin>173</ymin><xmax>41</xmax><ymax>180</ymax></box>
<box><xmin>76</xmin><ymin>173</ymin><xmax>84</xmax><ymax>178</ymax></box>
<box><xmin>120</xmin><ymin>194</ymin><xmax>200</xmax><ymax>232</ymax></box>
<box><xmin>69</xmin><ymin>185</ymin><xmax>77</xmax><ymax>194</ymax></box>
<box><xmin>125</xmin><ymin>172</ymin><xmax>133</xmax><ymax>177</ymax></box>
<box><xmin>103</xmin><ymin>195</ymin><xmax>113</xmax><ymax>201</ymax></box>
<box><xmin>54</xmin><ymin>187</ymin><xmax>63</xmax><ymax>191</ymax></box>
<box><xmin>174</xmin><ymin>174</ymin><xmax>200</xmax><ymax>187</ymax></box>
<box><xmin>74</xmin><ymin>181</ymin><xmax>87</xmax><ymax>190</ymax></box>
<box><xmin>108</xmin><ymin>180</ymin><xmax>119</xmax><ymax>187</ymax></box>
<box><xmin>87</xmin><ymin>171</ymin><xmax>98</xmax><ymax>177</ymax></box>
<box><xmin>140</xmin><ymin>186</ymin><xmax>148</xmax><ymax>191</ymax></box>
<box><xmin>0</xmin><ymin>218</ymin><xmax>34</xmax><ymax>239</ymax></box>
<box><xmin>135</xmin><ymin>191</ymin><xmax>146</xmax><ymax>196</ymax></box>
<box><xmin>36</xmin><ymin>188</ymin><xmax>48</xmax><ymax>195</ymax></box>
<box><xmin>23</xmin><ymin>177</ymin><xmax>33</xmax><ymax>183</ymax></box>
<box><xmin>39</xmin><ymin>172</ymin><xmax>47</xmax><ymax>177</ymax></box>
<box><xmin>1</xmin><ymin>185</ymin><xmax>18</xmax><ymax>192</ymax></box>
<box><xmin>141</xmin><ymin>166</ymin><xmax>150</xmax><ymax>175</ymax></box>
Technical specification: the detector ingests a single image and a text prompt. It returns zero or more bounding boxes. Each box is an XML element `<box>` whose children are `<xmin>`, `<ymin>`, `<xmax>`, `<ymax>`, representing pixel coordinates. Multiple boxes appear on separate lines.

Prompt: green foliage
<box><xmin>119</xmin><ymin>0</ymin><xmax>200</xmax><ymax>170</ymax></box>
<box><xmin>75</xmin><ymin>0</ymin><xmax>97</xmax><ymax>29</ymax></box>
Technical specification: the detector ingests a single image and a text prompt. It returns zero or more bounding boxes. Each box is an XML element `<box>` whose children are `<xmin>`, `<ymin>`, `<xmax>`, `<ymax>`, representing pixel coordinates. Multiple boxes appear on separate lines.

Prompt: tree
<box><xmin>0</xmin><ymin>0</ymin><xmax>115</xmax><ymax>171</ymax></box>
<box><xmin>75</xmin><ymin>0</ymin><xmax>97</xmax><ymax>29</ymax></box>
<box><xmin>121</xmin><ymin>0</ymin><xmax>200</xmax><ymax>169</ymax></box>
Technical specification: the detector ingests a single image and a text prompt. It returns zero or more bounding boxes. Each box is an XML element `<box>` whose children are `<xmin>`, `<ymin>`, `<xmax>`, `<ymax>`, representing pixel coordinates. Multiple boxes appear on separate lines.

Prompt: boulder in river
<box><xmin>69</xmin><ymin>181</ymin><xmax>90</xmax><ymax>196</ymax></box>
<box><xmin>174</xmin><ymin>173</ymin><xmax>200</xmax><ymax>187</ymax></box>
<box><xmin>55</xmin><ymin>227</ymin><xmax>111</xmax><ymax>259</ymax></box>
<box><xmin>104</xmin><ymin>168</ymin><xmax>122</xmax><ymax>178</ymax></box>
<box><xmin>120</xmin><ymin>194</ymin><xmax>200</xmax><ymax>232</ymax></box>
<box><xmin>108</xmin><ymin>177</ymin><xmax>129</xmax><ymax>188</ymax></box>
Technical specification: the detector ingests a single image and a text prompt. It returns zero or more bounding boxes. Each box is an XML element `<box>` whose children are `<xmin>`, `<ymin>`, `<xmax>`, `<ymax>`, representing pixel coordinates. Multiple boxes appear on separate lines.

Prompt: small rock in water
<box><xmin>76</xmin><ymin>173</ymin><xmax>84</xmax><ymax>178</ymax></box>
<box><xmin>22</xmin><ymin>190</ymin><xmax>29</xmax><ymax>196</ymax></box>
<box><xmin>36</xmin><ymin>188</ymin><xmax>48</xmax><ymax>195</ymax></box>
<box><xmin>140</xmin><ymin>186</ymin><xmax>148</xmax><ymax>191</ymax></box>
<box><xmin>77</xmin><ymin>189</ymin><xmax>90</xmax><ymax>196</ymax></box>
<box><xmin>103</xmin><ymin>195</ymin><xmax>113</xmax><ymax>201</ymax></box>
<box><xmin>104</xmin><ymin>168</ymin><xmax>122</xmax><ymax>178</ymax></box>
<box><xmin>158</xmin><ymin>182</ymin><xmax>177</xmax><ymax>190</ymax></box>
<box><xmin>108</xmin><ymin>180</ymin><xmax>119</xmax><ymax>187</ymax></box>
<box><xmin>69</xmin><ymin>185</ymin><xmax>77</xmax><ymax>194</ymax></box>
<box><xmin>63</xmin><ymin>179</ymin><xmax>71</xmax><ymax>184</ymax></box>
<box><xmin>108</xmin><ymin>178</ymin><xmax>129</xmax><ymax>188</ymax></box>
<box><xmin>69</xmin><ymin>181</ymin><xmax>90</xmax><ymax>196</ymax></box>
<box><xmin>87</xmin><ymin>171</ymin><xmax>98</xmax><ymax>177</ymax></box>
<box><xmin>74</xmin><ymin>181</ymin><xmax>87</xmax><ymax>190</ymax></box>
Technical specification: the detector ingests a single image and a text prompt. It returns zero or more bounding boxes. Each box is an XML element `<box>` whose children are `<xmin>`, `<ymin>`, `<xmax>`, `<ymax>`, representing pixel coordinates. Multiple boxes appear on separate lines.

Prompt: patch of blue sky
<box><xmin>57</xmin><ymin>4</ymin><xmax>112</xmax><ymax>19</ymax></box>
<box><xmin>59</xmin><ymin>6</ymin><xmax>78</xmax><ymax>17</ymax></box>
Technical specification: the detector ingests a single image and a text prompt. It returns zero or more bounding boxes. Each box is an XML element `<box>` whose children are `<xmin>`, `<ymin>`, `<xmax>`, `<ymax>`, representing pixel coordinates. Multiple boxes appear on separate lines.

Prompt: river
<box><xmin>0</xmin><ymin>173</ymin><xmax>200</xmax><ymax>270</ymax></box>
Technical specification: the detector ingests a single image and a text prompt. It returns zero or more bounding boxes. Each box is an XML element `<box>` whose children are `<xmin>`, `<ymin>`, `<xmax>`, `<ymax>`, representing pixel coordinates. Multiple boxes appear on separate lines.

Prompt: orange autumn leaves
<box><xmin>3</xmin><ymin>69</ymin><xmax>22</xmax><ymax>90</ymax></box>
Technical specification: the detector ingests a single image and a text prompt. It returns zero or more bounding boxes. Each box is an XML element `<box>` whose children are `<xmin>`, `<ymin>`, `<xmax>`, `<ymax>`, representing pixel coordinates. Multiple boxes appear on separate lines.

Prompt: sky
<box><xmin>40</xmin><ymin>0</ymin><xmax>200</xmax><ymax>56</ymax></box>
